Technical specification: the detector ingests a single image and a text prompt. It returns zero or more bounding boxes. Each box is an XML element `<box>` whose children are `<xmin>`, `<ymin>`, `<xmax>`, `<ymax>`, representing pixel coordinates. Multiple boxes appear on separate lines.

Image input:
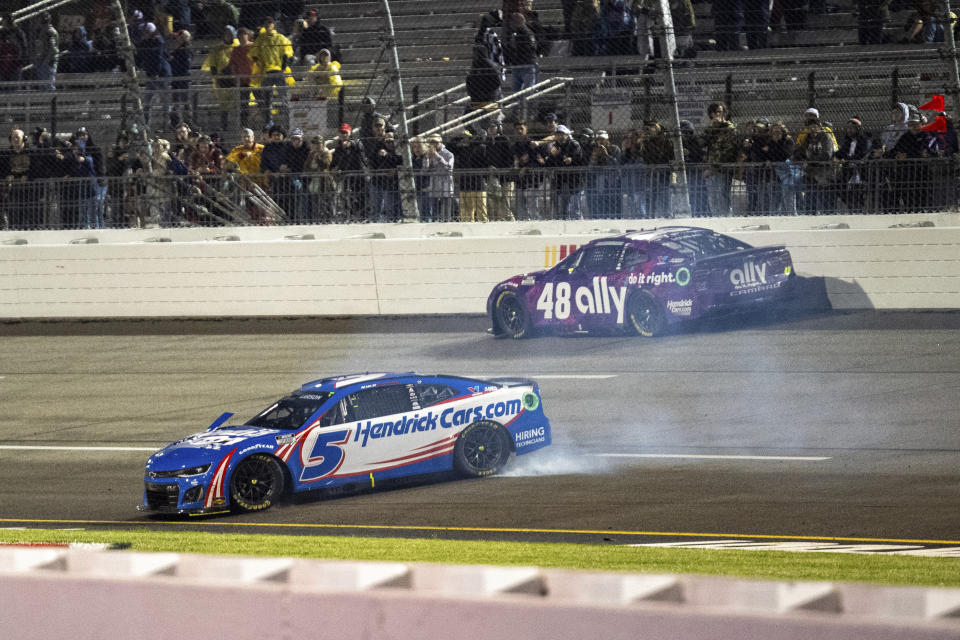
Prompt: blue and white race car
<box><xmin>141</xmin><ymin>373</ymin><xmax>551</xmax><ymax>514</ymax></box>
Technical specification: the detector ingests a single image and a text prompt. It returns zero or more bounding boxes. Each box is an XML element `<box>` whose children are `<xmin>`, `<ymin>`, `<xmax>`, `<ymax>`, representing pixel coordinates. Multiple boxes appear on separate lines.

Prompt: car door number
<box><xmin>300</xmin><ymin>428</ymin><xmax>350</xmax><ymax>482</ymax></box>
<box><xmin>537</xmin><ymin>282</ymin><xmax>571</xmax><ymax>320</ymax></box>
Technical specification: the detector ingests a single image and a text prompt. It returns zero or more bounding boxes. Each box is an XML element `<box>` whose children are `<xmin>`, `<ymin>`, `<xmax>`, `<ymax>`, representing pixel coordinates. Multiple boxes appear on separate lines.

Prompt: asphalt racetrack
<box><xmin>2</xmin><ymin>310</ymin><xmax>959</xmax><ymax>547</ymax></box>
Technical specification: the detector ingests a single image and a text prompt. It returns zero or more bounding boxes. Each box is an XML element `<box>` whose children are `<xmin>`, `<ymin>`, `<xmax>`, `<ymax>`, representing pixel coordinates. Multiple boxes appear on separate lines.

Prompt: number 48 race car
<box><xmin>141</xmin><ymin>373</ymin><xmax>551</xmax><ymax>514</ymax></box>
<box><xmin>489</xmin><ymin>226</ymin><xmax>796</xmax><ymax>338</ymax></box>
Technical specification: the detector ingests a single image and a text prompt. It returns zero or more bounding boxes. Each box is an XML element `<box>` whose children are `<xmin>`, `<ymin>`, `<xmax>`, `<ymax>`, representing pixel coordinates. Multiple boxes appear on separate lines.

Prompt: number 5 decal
<box><xmin>299</xmin><ymin>428</ymin><xmax>350</xmax><ymax>482</ymax></box>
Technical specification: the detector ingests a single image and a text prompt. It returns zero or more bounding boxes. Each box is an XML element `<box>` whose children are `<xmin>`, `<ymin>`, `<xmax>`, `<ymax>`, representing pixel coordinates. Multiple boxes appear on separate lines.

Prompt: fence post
<box><xmin>807</xmin><ymin>71</ymin><xmax>816</xmax><ymax>110</ymax></box>
<box><xmin>412</xmin><ymin>84</ymin><xmax>420</xmax><ymax>135</ymax></box>
<box><xmin>891</xmin><ymin>66</ymin><xmax>899</xmax><ymax>109</ymax></box>
<box><xmin>50</xmin><ymin>95</ymin><xmax>56</xmax><ymax>137</ymax></box>
<box><xmin>724</xmin><ymin>74</ymin><xmax>733</xmax><ymax>114</ymax></box>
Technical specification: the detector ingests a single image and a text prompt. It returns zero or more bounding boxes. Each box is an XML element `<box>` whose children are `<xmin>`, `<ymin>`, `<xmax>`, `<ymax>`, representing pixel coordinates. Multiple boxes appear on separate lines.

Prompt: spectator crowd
<box><xmin>0</xmin><ymin>2</ymin><xmax>957</xmax><ymax>228</ymax></box>
<box><xmin>1</xmin><ymin>97</ymin><xmax>956</xmax><ymax>228</ymax></box>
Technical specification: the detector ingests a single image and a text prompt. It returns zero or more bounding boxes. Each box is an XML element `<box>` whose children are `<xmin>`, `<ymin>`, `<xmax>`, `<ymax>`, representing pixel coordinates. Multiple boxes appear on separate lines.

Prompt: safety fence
<box><xmin>1</xmin><ymin>158</ymin><xmax>957</xmax><ymax>229</ymax></box>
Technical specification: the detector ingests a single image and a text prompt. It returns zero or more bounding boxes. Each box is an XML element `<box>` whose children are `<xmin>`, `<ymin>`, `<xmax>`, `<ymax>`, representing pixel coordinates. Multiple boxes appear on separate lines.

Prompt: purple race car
<box><xmin>488</xmin><ymin>226</ymin><xmax>795</xmax><ymax>338</ymax></box>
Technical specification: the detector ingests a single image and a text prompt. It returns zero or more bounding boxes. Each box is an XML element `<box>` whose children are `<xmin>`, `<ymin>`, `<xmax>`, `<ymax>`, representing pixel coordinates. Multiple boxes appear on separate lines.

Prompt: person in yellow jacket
<box><xmin>795</xmin><ymin>107</ymin><xmax>838</xmax><ymax>150</ymax></box>
<box><xmin>225</xmin><ymin>127</ymin><xmax>266</xmax><ymax>186</ymax></box>
<box><xmin>308</xmin><ymin>48</ymin><xmax>342</xmax><ymax>99</ymax></box>
<box><xmin>202</xmin><ymin>25</ymin><xmax>239</xmax><ymax>132</ymax></box>
<box><xmin>250</xmin><ymin>15</ymin><xmax>294</xmax><ymax>127</ymax></box>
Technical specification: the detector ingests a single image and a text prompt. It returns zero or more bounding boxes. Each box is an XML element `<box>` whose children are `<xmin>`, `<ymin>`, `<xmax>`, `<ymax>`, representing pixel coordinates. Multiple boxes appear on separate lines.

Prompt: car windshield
<box><xmin>245</xmin><ymin>393</ymin><xmax>333</xmax><ymax>430</ymax></box>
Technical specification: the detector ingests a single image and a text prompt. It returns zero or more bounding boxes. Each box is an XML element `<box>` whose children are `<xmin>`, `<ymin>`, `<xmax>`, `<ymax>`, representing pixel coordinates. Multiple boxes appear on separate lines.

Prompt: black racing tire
<box><xmin>493</xmin><ymin>289</ymin><xmax>533</xmax><ymax>339</ymax></box>
<box><xmin>626</xmin><ymin>290</ymin><xmax>666</xmax><ymax>337</ymax></box>
<box><xmin>453</xmin><ymin>421</ymin><xmax>512</xmax><ymax>477</ymax></box>
<box><xmin>229</xmin><ymin>453</ymin><xmax>285</xmax><ymax>512</ymax></box>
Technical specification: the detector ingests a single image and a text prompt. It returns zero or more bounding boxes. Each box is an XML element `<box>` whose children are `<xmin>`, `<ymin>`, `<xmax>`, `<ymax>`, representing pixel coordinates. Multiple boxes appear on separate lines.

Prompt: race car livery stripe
<box><xmin>374</xmin><ymin>439</ymin><xmax>457</xmax><ymax>465</ymax></box>
<box><xmin>334</xmin><ymin>445</ymin><xmax>456</xmax><ymax>478</ymax></box>
<box><xmin>204</xmin><ymin>448</ymin><xmax>237</xmax><ymax>508</ymax></box>
<box><xmin>412</xmin><ymin>434</ymin><xmax>458</xmax><ymax>451</ymax></box>
<box><xmin>276</xmin><ymin>429</ymin><xmax>312</xmax><ymax>462</ymax></box>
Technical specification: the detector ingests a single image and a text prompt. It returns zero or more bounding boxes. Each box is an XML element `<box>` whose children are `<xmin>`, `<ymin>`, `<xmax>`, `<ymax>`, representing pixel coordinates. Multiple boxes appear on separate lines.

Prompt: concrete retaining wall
<box><xmin>2</xmin><ymin>547</ymin><xmax>959</xmax><ymax>640</ymax></box>
<box><xmin>1</xmin><ymin>214</ymin><xmax>958</xmax><ymax>319</ymax></box>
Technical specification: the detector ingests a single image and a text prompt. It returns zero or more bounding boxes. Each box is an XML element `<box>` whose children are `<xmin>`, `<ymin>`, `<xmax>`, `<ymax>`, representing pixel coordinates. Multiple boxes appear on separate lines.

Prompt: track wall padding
<box><xmin>1</xmin><ymin>217</ymin><xmax>959</xmax><ymax>318</ymax></box>
<box><xmin>2</xmin><ymin>548</ymin><xmax>960</xmax><ymax>640</ymax></box>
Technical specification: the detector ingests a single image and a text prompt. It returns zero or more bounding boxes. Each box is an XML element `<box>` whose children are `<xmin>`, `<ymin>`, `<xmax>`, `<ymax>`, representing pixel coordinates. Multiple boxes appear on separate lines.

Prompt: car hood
<box><xmin>147</xmin><ymin>426</ymin><xmax>282</xmax><ymax>471</ymax></box>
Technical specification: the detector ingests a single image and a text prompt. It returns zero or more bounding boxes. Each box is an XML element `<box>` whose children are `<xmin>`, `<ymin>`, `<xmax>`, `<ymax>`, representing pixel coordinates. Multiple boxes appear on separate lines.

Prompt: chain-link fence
<box><xmin>0</xmin><ymin>0</ymin><xmax>958</xmax><ymax>228</ymax></box>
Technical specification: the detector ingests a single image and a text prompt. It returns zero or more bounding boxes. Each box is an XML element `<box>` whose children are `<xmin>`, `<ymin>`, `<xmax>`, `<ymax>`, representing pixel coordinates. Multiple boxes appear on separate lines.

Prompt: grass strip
<box><xmin>2</xmin><ymin>528</ymin><xmax>958</xmax><ymax>587</ymax></box>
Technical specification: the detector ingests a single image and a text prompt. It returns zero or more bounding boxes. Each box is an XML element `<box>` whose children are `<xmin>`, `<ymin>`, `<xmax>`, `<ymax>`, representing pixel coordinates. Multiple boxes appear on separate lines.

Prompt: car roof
<box><xmin>297</xmin><ymin>372</ymin><xmax>485</xmax><ymax>394</ymax></box>
<box><xmin>620</xmin><ymin>225</ymin><xmax>718</xmax><ymax>243</ymax></box>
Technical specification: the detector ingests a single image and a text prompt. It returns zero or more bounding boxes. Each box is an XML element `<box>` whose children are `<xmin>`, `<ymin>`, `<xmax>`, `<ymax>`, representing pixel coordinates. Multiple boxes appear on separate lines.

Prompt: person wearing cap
<box><xmin>308</xmin><ymin>48</ymin><xmax>342</xmax><ymax>99</ymax></box>
<box><xmin>796</xmin><ymin>107</ymin><xmax>838</xmax><ymax>150</ymax></box>
<box><xmin>203</xmin><ymin>26</ymin><xmax>240</xmax><ymax>132</ymax></box>
<box><xmin>251</xmin><ymin>15</ymin><xmax>294</xmax><ymax>127</ymax></box>
<box><xmin>885</xmin><ymin>110</ymin><xmax>937</xmax><ymax>212</ymax></box>
<box><xmin>587</xmin><ymin>129</ymin><xmax>621</xmax><ymax>219</ymax></box>
<box><xmin>422</xmin><ymin>133</ymin><xmax>455</xmax><ymax>222</ymax></box>
<box><xmin>640</xmin><ymin>119</ymin><xmax>675</xmax><ymax>218</ymax></box>
<box><xmin>485</xmin><ymin>119</ymin><xmax>515</xmax><ymax>221</ymax></box>
<box><xmin>304</xmin><ymin>134</ymin><xmax>336</xmax><ymax>222</ymax></box>
<box><xmin>283</xmin><ymin>128</ymin><xmax>311</xmax><ymax>220</ymax></box>
<box><xmin>701</xmin><ymin>101</ymin><xmax>738</xmax><ymax>216</ymax></box>
<box><xmin>745</xmin><ymin>117</ymin><xmax>787</xmax><ymax>215</ymax></box>
<box><xmin>134</xmin><ymin>22</ymin><xmax>171</xmax><ymax>127</ymax></box>
<box><xmin>835</xmin><ymin>117</ymin><xmax>873</xmax><ymax>213</ymax></box>
<box><xmin>798</xmin><ymin>117</ymin><xmax>838</xmax><ymax>214</ymax></box>
<box><xmin>368</xmin><ymin>129</ymin><xmax>403</xmax><ymax>222</ymax></box>
<box><xmin>295</xmin><ymin>8</ymin><xmax>335</xmax><ymax>61</ymax></box>
<box><xmin>331</xmin><ymin>123</ymin><xmax>370</xmax><ymax>221</ymax></box>
<box><xmin>545</xmin><ymin>124</ymin><xmax>584</xmax><ymax>219</ymax></box>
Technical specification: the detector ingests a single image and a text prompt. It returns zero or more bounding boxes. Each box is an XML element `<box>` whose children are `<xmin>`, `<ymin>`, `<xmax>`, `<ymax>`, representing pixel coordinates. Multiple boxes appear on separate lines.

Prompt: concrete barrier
<box><xmin>2</xmin><ymin>547</ymin><xmax>959</xmax><ymax>640</ymax></box>
<box><xmin>1</xmin><ymin>214</ymin><xmax>959</xmax><ymax>319</ymax></box>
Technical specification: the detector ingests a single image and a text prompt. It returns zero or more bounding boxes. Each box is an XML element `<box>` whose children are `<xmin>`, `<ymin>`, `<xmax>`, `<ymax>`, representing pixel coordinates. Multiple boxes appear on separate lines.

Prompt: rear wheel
<box><xmin>454</xmin><ymin>421</ymin><xmax>511</xmax><ymax>477</ymax></box>
<box><xmin>626</xmin><ymin>291</ymin><xmax>665</xmax><ymax>337</ymax></box>
<box><xmin>229</xmin><ymin>454</ymin><xmax>285</xmax><ymax>512</ymax></box>
<box><xmin>494</xmin><ymin>290</ymin><xmax>532</xmax><ymax>339</ymax></box>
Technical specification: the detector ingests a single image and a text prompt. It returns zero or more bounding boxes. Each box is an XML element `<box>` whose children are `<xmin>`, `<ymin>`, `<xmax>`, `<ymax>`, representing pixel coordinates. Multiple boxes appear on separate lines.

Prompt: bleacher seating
<box><xmin>3</xmin><ymin>0</ymin><xmax>951</xmax><ymax>147</ymax></box>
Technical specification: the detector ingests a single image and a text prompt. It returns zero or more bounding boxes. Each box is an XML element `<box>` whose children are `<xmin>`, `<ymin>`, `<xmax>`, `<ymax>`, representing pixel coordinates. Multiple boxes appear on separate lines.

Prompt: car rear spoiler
<box><xmin>484</xmin><ymin>377</ymin><xmax>537</xmax><ymax>388</ymax></box>
<box><xmin>693</xmin><ymin>245</ymin><xmax>789</xmax><ymax>267</ymax></box>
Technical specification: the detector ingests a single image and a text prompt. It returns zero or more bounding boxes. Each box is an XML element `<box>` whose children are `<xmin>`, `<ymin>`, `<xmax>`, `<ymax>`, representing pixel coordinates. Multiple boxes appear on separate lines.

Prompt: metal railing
<box><xmin>2</xmin><ymin>158</ymin><xmax>956</xmax><ymax>230</ymax></box>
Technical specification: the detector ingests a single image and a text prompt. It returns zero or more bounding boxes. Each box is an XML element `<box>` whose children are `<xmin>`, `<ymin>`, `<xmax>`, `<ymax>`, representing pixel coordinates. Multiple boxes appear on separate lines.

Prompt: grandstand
<box><xmin>0</xmin><ymin>0</ymin><xmax>956</xmax><ymax>227</ymax></box>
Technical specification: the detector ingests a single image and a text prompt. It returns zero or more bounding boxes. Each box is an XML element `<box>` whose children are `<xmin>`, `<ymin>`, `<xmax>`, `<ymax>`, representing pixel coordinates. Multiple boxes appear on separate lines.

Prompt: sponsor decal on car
<box><xmin>666</xmin><ymin>299</ymin><xmax>693</xmax><ymax>316</ymax></box>
<box><xmin>730</xmin><ymin>260</ymin><xmax>768</xmax><ymax>288</ymax></box>
<box><xmin>353</xmin><ymin>399</ymin><xmax>525</xmax><ymax>447</ymax></box>
<box><xmin>179</xmin><ymin>428</ymin><xmax>277</xmax><ymax>450</ymax></box>
<box><xmin>626</xmin><ymin>271</ymin><xmax>677</xmax><ymax>286</ymax></box>
<box><xmin>537</xmin><ymin>277</ymin><xmax>628</xmax><ymax>323</ymax></box>
<box><xmin>514</xmin><ymin>426</ymin><xmax>547</xmax><ymax>448</ymax></box>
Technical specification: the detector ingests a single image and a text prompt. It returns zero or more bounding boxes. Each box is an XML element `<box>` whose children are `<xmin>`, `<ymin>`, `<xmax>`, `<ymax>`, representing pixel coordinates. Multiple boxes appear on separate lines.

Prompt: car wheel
<box><xmin>454</xmin><ymin>421</ymin><xmax>512</xmax><ymax>477</ymax></box>
<box><xmin>494</xmin><ymin>290</ymin><xmax>532</xmax><ymax>339</ymax></box>
<box><xmin>229</xmin><ymin>453</ymin><xmax>285</xmax><ymax>512</ymax></box>
<box><xmin>626</xmin><ymin>291</ymin><xmax>665</xmax><ymax>337</ymax></box>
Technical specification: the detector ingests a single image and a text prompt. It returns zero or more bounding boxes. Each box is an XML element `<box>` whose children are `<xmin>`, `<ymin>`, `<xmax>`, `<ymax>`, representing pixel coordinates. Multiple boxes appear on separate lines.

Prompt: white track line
<box><xmin>0</xmin><ymin>445</ymin><xmax>158</xmax><ymax>452</ymax></box>
<box><xmin>595</xmin><ymin>453</ymin><xmax>832</xmax><ymax>461</ymax></box>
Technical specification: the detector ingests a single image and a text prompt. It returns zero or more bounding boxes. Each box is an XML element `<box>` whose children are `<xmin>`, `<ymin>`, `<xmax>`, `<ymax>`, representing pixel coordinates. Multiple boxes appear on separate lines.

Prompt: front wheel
<box><xmin>229</xmin><ymin>453</ymin><xmax>285</xmax><ymax>512</ymax></box>
<box><xmin>493</xmin><ymin>289</ymin><xmax>532</xmax><ymax>339</ymax></box>
<box><xmin>626</xmin><ymin>291</ymin><xmax>665</xmax><ymax>337</ymax></box>
<box><xmin>454</xmin><ymin>421</ymin><xmax>512</xmax><ymax>477</ymax></box>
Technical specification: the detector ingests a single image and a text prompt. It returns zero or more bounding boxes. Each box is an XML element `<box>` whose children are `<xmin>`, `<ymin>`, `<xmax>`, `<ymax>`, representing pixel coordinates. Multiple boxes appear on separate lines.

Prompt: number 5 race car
<box><xmin>489</xmin><ymin>226</ymin><xmax>795</xmax><ymax>338</ymax></box>
<box><xmin>141</xmin><ymin>373</ymin><xmax>551</xmax><ymax>514</ymax></box>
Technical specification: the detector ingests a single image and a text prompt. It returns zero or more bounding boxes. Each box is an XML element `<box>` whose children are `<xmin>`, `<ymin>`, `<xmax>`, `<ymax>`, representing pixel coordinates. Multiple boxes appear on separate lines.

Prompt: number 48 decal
<box><xmin>536</xmin><ymin>282</ymin><xmax>571</xmax><ymax>320</ymax></box>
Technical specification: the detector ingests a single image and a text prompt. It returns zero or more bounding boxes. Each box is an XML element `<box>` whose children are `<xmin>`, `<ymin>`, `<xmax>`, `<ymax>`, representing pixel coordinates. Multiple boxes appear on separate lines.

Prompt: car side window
<box><xmin>620</xmin><ymin>247</ymin><xmax>649</xmax><ymax>270</ymax></box>
<box><xmin>345</xmin><ymin>385</ymin><xmax>415</xmax><ymax>421</ymax></box>
<box><xmin>414</xmin><ymin>384</ymin><xmax>458</xmax><ymax>408</ymax></box>
<box><xmin>316</xmin><ymin>402</ymin><xmax>345</xmax><ymax>427</ymax></box>
<box><xmin>575</xmin><ymin>244</ymin><xmax>624</xmax><ymax>274</ymax></box>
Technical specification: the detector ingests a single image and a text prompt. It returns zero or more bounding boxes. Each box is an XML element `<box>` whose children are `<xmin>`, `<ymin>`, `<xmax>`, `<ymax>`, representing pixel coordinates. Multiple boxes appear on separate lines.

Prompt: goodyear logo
<box><xmin>353</xmin><ymin>399</ymin><xmax>525</xmax><ymax>447</ymax></box>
